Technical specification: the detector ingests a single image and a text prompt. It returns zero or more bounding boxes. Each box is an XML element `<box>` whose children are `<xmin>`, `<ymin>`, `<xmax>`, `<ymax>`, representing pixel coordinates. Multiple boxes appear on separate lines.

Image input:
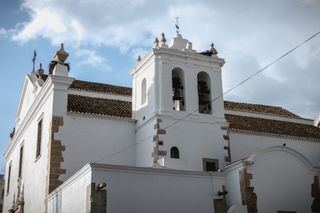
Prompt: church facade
<box><xmin>3</xmin><ymin>32</ymin><xmax>320</xmax><ymax>213</ymax></box>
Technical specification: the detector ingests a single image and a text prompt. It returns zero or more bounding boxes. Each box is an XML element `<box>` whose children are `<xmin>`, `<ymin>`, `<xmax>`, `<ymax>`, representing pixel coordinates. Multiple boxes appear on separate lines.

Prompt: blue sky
<box><xmin>1</xmin><ymin>0</ymin><xmax>320</xmax><ymax>171</ymax></box>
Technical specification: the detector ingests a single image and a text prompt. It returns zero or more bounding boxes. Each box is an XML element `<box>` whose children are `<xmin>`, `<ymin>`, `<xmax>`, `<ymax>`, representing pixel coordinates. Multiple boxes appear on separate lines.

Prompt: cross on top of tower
<box><xmin>175</xmin><ymin>17</ymin><xmax>180</xmax><ymax>34</ymax></box>
<box><xmin>32</xmin><ymin>50</ymin><xmax>37</xmax><ymax>71</ymax></box>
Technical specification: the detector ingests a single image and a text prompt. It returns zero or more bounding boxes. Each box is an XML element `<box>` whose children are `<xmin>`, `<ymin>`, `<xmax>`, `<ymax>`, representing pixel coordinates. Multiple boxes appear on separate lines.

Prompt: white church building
<box><xmin>3</xmin><ymin>32</ymin><xmax>320</xmax><ymax>213</ymax></box>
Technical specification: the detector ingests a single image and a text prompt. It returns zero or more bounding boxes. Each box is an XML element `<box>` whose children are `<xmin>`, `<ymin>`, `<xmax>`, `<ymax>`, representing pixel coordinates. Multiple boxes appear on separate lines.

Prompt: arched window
<box><xmin>197</xmin><ymin>72</ymin><xmax>212</xmax><ymax>114</ymax></box>
<box><xmin>170</xmin><ymin>146</ymin><xmax>180</xmax><ymax>159</ymax></box>
<box><xmin>141</xmin><ymin>78</ymin><xmax>146</xmax><ymax>105</ymax></box>
<box><xmin>172</xmin><ymin>68</ymin><xmax>185</xmax><ymax>111</ymax></box>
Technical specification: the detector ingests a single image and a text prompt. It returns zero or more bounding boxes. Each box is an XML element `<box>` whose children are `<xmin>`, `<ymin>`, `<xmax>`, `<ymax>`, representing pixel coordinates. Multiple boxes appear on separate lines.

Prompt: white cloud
<box><xmin>12</xmin><ymin>8</ymin><xmax>68</xmax><ymax>43</ymax></box>
<box><xmin>10</xmin><ymin>0</ymin><xmax>320</xmax><ymax>118</ymax></box>
<box><xmin>0</xmin><ymin>28</ymin><xmax>7</xmax><ymax>37</ymax></box>
<box><xmin>74</xmin><ymin>49</ymin><xmax>106</xmax><ymax>67</ymax></box>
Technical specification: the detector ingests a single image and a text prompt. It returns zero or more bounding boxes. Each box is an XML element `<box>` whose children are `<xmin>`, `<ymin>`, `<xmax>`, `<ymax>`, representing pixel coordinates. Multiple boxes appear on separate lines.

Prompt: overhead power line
<box><xmin>94</xmin><ymin>31</ymin><xmax>320</xmax><ymax>164</ymax></box>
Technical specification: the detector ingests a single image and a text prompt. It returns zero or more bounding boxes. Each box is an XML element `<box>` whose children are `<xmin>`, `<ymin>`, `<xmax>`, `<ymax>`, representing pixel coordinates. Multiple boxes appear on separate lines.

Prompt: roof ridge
<box><xmin>225</xmin><ymin>100</ymin><xmax>284</xmax><ymax>109</ymax></box>
<box><xmin>73</xmin><ymin>78</ymin><xmax>131</xmax><ymax>89</ymax></box>
<box><xmin>224</xmin><ymin>100</ymin><xmax>300</xmax><ymax>118</ymax></box>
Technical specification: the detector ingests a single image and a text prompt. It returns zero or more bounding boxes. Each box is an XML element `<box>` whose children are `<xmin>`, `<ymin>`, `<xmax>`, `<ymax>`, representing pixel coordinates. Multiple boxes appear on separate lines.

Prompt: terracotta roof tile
<box><xmin>70</xmin><ymin>80</ymin><xmax>132</xmax><ymax>96</ymax></box>
<box><xmin>226</xmin><ymin>114</ymin><xmax>320</xmax><ymax>140</ymax></box>
<box><xmin>67</xmin><ymin>95</ymin><xmax>132</xmax><ymax>118</ymax></box>
<box><xmin>40</xmin><ymin>74</ymin><xmax>131</xmax><ymax>96</ymax></box>
<box><xmin>224</xmin><ymin>101</ymin><xmax>300</xmax><ymax>118</ymax></box>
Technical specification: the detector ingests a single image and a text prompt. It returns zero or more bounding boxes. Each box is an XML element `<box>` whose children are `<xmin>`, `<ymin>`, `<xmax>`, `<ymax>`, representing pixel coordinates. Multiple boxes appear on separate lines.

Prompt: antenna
<box><xmin>32</xmin><ymin>50</ymin><xmax>37</xmax><ymax>71</ymax></box>
<box><xmin>175</xmin><ymin>17</ymin><xmax>180</xmax><ymax>34</ymax></box>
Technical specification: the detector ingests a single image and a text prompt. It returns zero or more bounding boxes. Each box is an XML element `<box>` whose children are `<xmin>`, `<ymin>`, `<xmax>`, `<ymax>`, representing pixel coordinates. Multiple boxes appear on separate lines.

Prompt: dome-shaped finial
<box><xmin>54</xmin><ymin>43</ymin><xmax>69</xmax><ymax>63</ymax></box>
<box><xmin>137</xmin><ymin>55</ymin><xmax>141</xmax><ymax>62</ymax></box>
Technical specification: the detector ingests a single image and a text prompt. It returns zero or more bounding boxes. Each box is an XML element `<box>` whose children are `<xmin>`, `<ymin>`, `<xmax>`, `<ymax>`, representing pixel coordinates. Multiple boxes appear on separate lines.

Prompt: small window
<box><xmin>36</xmin><ymin>119</ymin><xmax>43</xmax><ymax>158</ymax></box>
<box><xmin>18</xmin><ymin>145</ymin><xmax>24</xmax><ymax>178</ymax></box>
<box><xmin>203</xmin><ymin>158</ymin><xmax>219</xmax><ymax>172</ymax></box>
<box><xmin>170</xmin><ymin>147</ymin><xmax>180</xmax><ymax>159</ymax></box>
<box><xmin>141</xmin><ymin>78</ymin><xmax>147</xmax><ymax>105</ymax></box>
<box><xmin>6</xmin><ymin>164</ymin><xmax>11</xmax><ymax>194</ymax></box>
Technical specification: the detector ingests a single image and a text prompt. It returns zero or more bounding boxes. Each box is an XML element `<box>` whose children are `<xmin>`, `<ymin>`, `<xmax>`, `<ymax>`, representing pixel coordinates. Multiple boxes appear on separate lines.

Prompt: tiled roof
<box><xmin>67</xmin><ymin>95</ymin><xmax>132</xmax><ymax>118</ymax></box>
<box><xmin>224</xmin><ymin>101</ymin><xmax>300</xmax><ymax>118</ymax></box>
<box><xmin>70</xmin><ymin>80</ymin><xmax>132</xmax><ymax>96</ymax></box>
<box><xmin>41</xmin><ymin>73</ymin><xmax>300</xmax><ymax>119</ymax></box>
<box><xmin>226</xmin><ymin>114</ymin><xmax>320</xmax><ymax>140</ymax></box>
<box><xmin>40</xmin><ymin>74</ymin><xmax>131</xmax><ymax>96</ymax></box>
<box><xmin>66</xmin><ymin>93</ymin><xmax>320</xmax><ymax>140</ymax></box>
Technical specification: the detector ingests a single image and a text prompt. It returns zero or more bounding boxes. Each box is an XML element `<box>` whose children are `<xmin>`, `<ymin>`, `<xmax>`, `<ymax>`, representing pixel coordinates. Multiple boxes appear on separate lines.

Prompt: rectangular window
<box><xmin>18</xmin><ymin>145</ymin><xmax>24</xmax><ymax>178</ymax></box>
<box><xmin>203</xmin><ymin>158</ymin><xmax>219</xmax><ymax>172</ymax></box>
<box><xmin>6</xmin><ymin>164</ymin><xmax>11</xmax><ymax>194</ymax></box>
<box><xmin>36</xmin><ymin>119</ymin><xmax>43</xmax><ymax>158</ymax></box>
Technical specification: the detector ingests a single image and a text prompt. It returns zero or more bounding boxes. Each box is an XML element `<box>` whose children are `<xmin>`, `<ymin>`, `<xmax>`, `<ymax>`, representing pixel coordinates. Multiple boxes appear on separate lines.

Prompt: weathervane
<box><xmin>175</xmin><ymin>17</ymin><xmax>180</xmax><ymax>34</ymax></box>
<box><xmin>32</xmin><ymin>50</ymin><xmax>37</xmax><ymax>71</ymax></box>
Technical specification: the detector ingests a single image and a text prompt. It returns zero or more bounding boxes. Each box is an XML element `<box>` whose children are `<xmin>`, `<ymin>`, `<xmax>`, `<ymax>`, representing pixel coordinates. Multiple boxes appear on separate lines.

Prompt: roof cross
<box><xmin>32</xmin><ymin>50</ymin><xmax>37</xmax><ymax>71</ymax></box>
<box><xmin>175</xmin><ymin>17</ymin><xmax>180</xmax><ymax>34</ymax></box>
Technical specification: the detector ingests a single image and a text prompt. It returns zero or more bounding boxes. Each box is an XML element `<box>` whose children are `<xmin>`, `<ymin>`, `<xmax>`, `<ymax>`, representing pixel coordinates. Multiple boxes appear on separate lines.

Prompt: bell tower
<box><xmin>131</xmin><ymin>32</ymin><xmax>228</xmax><ymax>171</ymax></box>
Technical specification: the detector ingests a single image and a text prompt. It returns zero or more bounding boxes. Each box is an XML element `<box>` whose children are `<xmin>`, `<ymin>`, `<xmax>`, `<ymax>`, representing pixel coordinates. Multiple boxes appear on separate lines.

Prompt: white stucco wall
<box><xmin>229</xmin><ymin>132</ymin><xmax>320</xmax><ymax>167</ymax></box>
<box><xmin>58</xmin><ymin>114</ymin><xmax>136</xmax><ymax>181</ymax></box>
<box><xmin>48</xmin><ymin>165</ymin><xmax>92</xmax><ymax>213</ymax></box>
<box><xmin>3</xmin><ymin>80</ymin><xmax>54</xmax><ymax>213</ymax></box>
<box><xmin>48</xmin><ymin>163</ymin><xmax>226</xmax><ymax>213</ymax></box>
<box><xmin>223</xmin><ymin>164</ymin><xmax>243</xmax><ymax>209</ymax></box>
<box><xmin>135</xmin><ymin>114</ymin><xmax>227</xmax><ymax>171</ymax></box>
<box><xmin>249</xmin><ymin>147</ymin><xmax>319</xmax><ymax>213</ymax></box>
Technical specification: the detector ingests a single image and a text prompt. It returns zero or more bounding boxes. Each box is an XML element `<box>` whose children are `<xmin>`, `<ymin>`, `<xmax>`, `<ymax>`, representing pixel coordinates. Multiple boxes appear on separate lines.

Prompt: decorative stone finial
<box><xmin>210</xmin><ymin>43</ymin><xmax>218</xmax><ymax>56</ymax></box>
<box><xmin>160</xmin><ymin>33</ymin><xmax>168</xmax><ymax>47</ymax></box>
<box><xmin>154</xmin><ymin>37</ymin><xmax>159</xmax><ymax>47</ymax></box>
<box><xmin>54</xmin><ymin>43</ymin><xmax>69</xmax><ymax>63</ymax></box>
<box><xmin>37</xmin><ymin>63</ymin><xmax>44</xmax><ymax>75</ymax></box>
<box><xmin>160</xmin><ymin>33</ymin><xmax>166</xmax><ymax>43</ymax></box>
<box><xmin>137</xmin><ymin>55</ymin><xmax>141</xmax><ymax>62</ymax></box>
<box><xmin>186</xmin><ymin>42</ymin><xmax>192</xmax><ymax>51</ymax></box>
